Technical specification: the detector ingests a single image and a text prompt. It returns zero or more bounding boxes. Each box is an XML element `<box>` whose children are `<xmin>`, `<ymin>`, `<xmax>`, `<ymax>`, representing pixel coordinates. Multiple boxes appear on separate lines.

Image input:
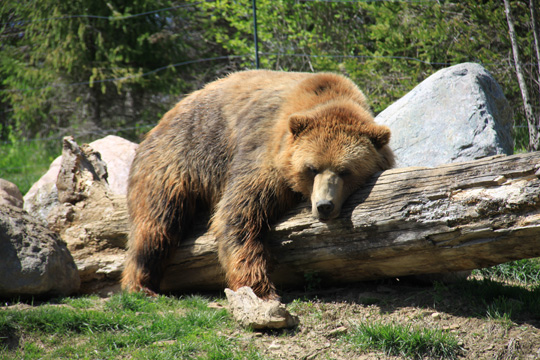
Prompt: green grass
<box><xmin>468</xmin><ymin>259</ymin><xmax>540</xmax><ymax>323</ymax></box>
<box><xmin>0</xmin><ymin>292</ymin><xmax>262</xmax><ymax>360</ymax></box>
<box><xmin>473</xmin><ymin>258</ymin><xmax>540</xmax><ymax>286</ymax></box>
<box><xmin>346</xmin><ymin>321</ymin><xmax>462</xmax><ymax>360</ymax></box>
<box><xmin>451</xmin><ymin>278</ymin><xmax>540</xmax><ymax>320</ymax></box>
<box><xmin>0</xmin><ymin>138</ymin><xmax>61</xmax><ymax>195</ymax></box>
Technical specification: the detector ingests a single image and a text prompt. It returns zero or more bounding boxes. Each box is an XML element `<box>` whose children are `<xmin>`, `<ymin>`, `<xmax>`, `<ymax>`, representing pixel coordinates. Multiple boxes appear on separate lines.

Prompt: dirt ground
<box><xmin>230</xmin><ymin>277</ymin><xmax>540</xmax><ymax>359</ymax></box>
<box><xmin>5</xmin><ymin>275</ymin><xmax>539</xmax><ymax>359</ymax></box>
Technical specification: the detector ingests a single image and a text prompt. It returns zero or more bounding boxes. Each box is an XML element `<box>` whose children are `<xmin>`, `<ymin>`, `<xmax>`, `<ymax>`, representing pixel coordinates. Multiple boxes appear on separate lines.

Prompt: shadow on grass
<box><xmin>281</xmin><ymin>276</ymin><xmax>540</xmax><ymax>329</ymax></box>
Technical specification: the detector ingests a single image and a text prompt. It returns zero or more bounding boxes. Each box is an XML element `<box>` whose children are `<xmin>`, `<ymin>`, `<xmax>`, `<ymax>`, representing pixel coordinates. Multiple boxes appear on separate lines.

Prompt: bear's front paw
<box><xmin>229</xmin><ymin>280</ymin><xmax>281</xmax><ymax>301</ymax></box>
<box><xmin>260</xmin><ymin>290</ymin><xmax>281</xmax><ymax>302</ymax></box>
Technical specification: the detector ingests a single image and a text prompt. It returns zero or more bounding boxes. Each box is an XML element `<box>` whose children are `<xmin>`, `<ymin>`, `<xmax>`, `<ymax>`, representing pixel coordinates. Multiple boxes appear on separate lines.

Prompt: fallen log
<box><xmin>160</xmin><ymin>151</ymin><xmax>540</xmax><ymax>292</ymax></box>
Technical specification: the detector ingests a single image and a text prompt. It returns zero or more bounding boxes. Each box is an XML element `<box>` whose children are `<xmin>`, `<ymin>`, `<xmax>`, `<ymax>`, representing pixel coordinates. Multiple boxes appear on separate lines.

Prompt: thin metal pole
<box><xmin>252</xmin><ymin>0</ymin><xmax>260</xmax><ymax>69</ymax></box>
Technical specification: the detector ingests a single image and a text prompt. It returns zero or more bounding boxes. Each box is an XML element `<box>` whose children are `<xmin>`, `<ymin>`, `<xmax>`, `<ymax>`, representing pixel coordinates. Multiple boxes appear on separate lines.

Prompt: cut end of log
<box><xmin>224</xmin><ymin>287</ymin><xmax>300</xmax><ymax>330</ymax></box>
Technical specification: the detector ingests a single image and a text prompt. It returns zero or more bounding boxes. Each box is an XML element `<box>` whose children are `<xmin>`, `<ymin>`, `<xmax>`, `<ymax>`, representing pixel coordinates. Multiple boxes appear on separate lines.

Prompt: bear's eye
<box><xmin>306</xmin><ymin>165</ymin><xmax>319</xmax><ymax>175</ymax></box>
<box><xmin>338</xmin><ymin>168</ymin><xmax>351</xmax><ymax>177</ymax></box>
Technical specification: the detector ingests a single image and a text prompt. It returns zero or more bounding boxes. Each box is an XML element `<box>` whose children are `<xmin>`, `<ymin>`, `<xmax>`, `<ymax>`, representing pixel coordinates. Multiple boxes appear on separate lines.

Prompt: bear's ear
<box><xmin>289</xmin><ymin>114</ymin><xmax>313</xmax><ymax>138</ymax></box>
<box><xmin>364</xmin><ymin>124</ymin><xmax>391</xmax><ymax>149</ymax></box>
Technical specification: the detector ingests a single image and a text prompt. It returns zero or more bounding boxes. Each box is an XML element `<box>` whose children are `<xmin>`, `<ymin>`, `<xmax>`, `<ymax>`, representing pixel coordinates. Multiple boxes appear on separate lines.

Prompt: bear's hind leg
<box><xmin>122</xmin><ymin>177</ymin><xmax>197</xmax><ymax>295</ymax></box>
<box><xmin>122</xmin><ymin>221</ymin><xmax>174</xmax><ymax>295</ymax></box>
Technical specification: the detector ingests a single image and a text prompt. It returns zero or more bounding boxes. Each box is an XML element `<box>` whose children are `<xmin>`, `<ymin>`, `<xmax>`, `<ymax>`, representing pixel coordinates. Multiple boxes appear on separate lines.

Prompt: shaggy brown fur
<box><xmin>122</xmin><ymin>70</ymin><xmax>394</xmax><ymax>299</ymax></box>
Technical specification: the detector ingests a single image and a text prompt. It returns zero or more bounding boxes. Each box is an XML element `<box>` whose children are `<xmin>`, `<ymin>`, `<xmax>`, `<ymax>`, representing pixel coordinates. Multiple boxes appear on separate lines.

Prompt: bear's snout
<box><xmin>316</xmin><ymin>200</ymin><xmax>335</xmax><ymax>218</ymax></box>
<box><xmin>311</xmin><ymin>170</ymin><xmax>344</xmax><ymax>221</ymax></box>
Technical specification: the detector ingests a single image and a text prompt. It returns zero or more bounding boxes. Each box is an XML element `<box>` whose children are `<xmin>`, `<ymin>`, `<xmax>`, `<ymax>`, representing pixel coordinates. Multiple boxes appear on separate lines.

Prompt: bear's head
<box><xmin>286</xmin><ymin>102</ymin><xmax>394</xmax><ymax>221</ymax></box>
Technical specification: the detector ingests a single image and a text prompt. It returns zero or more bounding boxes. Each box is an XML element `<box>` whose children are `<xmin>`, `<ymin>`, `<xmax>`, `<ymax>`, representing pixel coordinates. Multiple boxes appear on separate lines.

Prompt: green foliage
<box><xmin>0</xmin><ymin>293</ymin><xmax>262</xmax><ymax>360</ymax></box>
<box><xmin>1</xmin><ymin>0</ymin><xmax>536</xmax><ymax>145</ymax></box>
<box><xmin>61</xmin><ymin>294</ymin><xmax>101</xmax><ymax>309</ymax></box>
<box><xmin>0</xmin><ymin>0</ymin><xmax>210</xmax><ymax>138</ymax></box>
<box><xmin>474</xmin><ymin>258</ymin><xmax>540</xmax><ymax>286</ymax></box>
<box><xmin>485</xmin><ymin>296</ymin><xmax>520</xmax><ymax>328</ymax></box>
<box><xmin>0</xmin><ymin>136</ymin><xmax>61</xmax><ymax>194</ymax></box>
<box><xmin>198</xmin><ymin>0</ymin><xmax>526</xmax><ymax>119</ymax></box>
<box><xmin>347</xmin><ymin>321</ymin><xmax>461</xmax><ymax>359</ymax></box>
<box><xmin>451</xmin><ymin>278</ymin><xmax>540</xmax><ymax>319</ymax></box>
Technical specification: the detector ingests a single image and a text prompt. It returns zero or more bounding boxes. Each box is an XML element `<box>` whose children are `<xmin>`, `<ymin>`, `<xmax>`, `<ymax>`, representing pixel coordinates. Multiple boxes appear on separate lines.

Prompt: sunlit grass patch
<box><xmin>347</xmin><ymin>321</ymin><xmax>462</xmax><ymax>359</ymax></box>
<box><xmin>473</xmin><ymin>258</ymin><xmax>540</xmax><ymax>286</ymax></box>
<box><xmin>0</xmin><ymin>138</ymin><xmax>61</xmax><ymax>195</ymax></box>
<box><xmin>0</xmin><ymin>292</ymin><xmax>261</xmax><ymax>360</ymax></box>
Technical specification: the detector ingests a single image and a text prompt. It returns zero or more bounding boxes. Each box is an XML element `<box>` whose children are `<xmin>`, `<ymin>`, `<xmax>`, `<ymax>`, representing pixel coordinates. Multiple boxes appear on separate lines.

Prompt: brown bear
<box><xmin>121</xmin><ymin>70</ymin><xmax>394</xmax><ymax>300</ymax></box>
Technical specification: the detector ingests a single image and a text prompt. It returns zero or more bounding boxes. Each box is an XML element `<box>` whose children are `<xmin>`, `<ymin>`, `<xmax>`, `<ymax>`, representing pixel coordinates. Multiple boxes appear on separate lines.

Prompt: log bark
<box><xmin>160</xmin><ymin>152</ymin><xmax>540</xmax><ymax>292</ymax></box>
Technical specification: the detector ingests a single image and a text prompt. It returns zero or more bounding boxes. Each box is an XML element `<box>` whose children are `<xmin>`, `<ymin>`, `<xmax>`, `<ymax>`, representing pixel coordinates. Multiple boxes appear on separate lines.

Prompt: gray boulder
<box><xmin>376</xmin><ymin>62</ymin><xmax>513</xmax><ymax>168</ymax></box>
<box><xmin>21</xmin><ymin>156</ymin><xmax>62</xmax><ymax>224</ymax></box>
<box><xmin>0</xmin><ymin>205</ymin><xmax>80</xmax><ymax>298</ymax></box>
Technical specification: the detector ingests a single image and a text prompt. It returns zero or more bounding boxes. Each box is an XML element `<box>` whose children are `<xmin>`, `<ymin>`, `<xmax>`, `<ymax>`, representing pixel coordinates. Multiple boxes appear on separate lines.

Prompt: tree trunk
<box><xmin>159</xmin><ymin>152</ymin><xmax>540</xmax><ymax>292</ymax></box>
<box><xmin>530</xmin><ymin>0</ymin><xmax>540</xmax><ymax>128</ymax></box>
<box><xmin>504</xmin><ymin>0</ymin><xmax>539</xmax><ymax>150</ymax></box>
<box><xmin>530</xmin><ymin>0</ymin><xmax>540</xmax><ymax>86</ymax></box>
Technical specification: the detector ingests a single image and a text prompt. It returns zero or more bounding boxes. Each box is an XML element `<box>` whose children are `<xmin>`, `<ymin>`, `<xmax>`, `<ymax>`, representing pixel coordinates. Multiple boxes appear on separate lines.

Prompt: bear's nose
<box><xmin>316</xmin><ymin>200</ymin><xmax>335</xmax><ymax>218</ymax></box>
